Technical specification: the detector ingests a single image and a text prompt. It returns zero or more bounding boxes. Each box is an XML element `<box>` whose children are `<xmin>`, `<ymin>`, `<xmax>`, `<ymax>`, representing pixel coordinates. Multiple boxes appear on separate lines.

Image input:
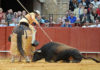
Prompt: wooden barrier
<box><xmin>0</xmin><ymin>27</ymin><xmax>100</xmax><ymax>57</ymax></box>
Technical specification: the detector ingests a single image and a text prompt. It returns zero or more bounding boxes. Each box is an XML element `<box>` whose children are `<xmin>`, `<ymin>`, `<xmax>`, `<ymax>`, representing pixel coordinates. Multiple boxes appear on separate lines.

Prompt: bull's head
<box><xmin>32</xmin><ymin>50</ymin><xmax>43</xmax><ymax>62</ymax></box>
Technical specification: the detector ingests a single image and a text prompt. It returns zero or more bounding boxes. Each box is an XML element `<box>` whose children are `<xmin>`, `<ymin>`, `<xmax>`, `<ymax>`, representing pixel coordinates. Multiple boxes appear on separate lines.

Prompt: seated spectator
<box><xmin>0</xmin><ymin>8</ymin><xmax>5</xmax><ymax>22</ymax></box>
<box><xmin>68</xmin><ymin>12</ymin><xmax>77</xmax><ymax>24</ymax></box>
<box><xmin>95</xmin><ymin>18</ymin><xmax>100</xmax><ymax>27</ymax></box>
<box><xmin>6</xmin><ymin>9</ymin><xmax>14</xmax><ymax>26</ymax></box>
<box><xmin>61</xmin><ymin>20</ymin><xmax>72</xmax><ymax>27</ymax></box>
<box><xmin>85</xmin><ymin>0</ymin><xmax>91</xmax><ymax>8</ymax></box>
<box><xmin>69</xmin><ymin>0</ymin><xmax>78</xmax><ymax>11</ymax></box>
<box><xmin>74</xmin><ymin>18</ymin><xmax>81</xmax><ymax>27</ymax></box>
<box><xmin>81</xmin><ymin>0</ymin><xmax>87</xmax><ymax>9</ymax></box>
<box><xmin>74</xmin><ymin>3</ymin><xmax>84</xmax><ymax>18</ymax></box>
<box><xmin>40</xmin><ymin>16</ymin><xmax>46</xmax><ymax>24</ymax></box>
<box><xmin>82</xmin><ymin>21</ymin><xmax>90</xmax><ymax>28</ymax></box>
<box><xmin>90</xmin><ymin>8</ymin><xmax>98</xmax><ymax>23</ymax></box>
<box><xmin>57</xmin><ymin>17</ymin><xmax>63</xmax><ymax>24</ymax></box>
<box><xmin>66</xmin><ymin>10</ymin><xmax>71</xmax><ymax>16</ymax></box>
<box><xmin>17</xmin><ymin>11</ymin><xmax>22</xmax><ymax>21</ymax></box>
<box><xmin>45</xmin><ymin>19</ymin><xmax>49</xmax><ymax>27</ymax></box>
<box><xmin>86</xmin><ymin>18</ymin><xmax>99</xmax><ymax>27</ymax></box>
<box><xmin>13</xmin><ymin>12</ymin><xmax>19</xmax><ymax>24</ymax></box>
<box><xmin>22</xmin><ymin>10</ymin><xmax>27</xmax><ymax>18</ymax></box>
<box><xmin>96</xmin><ymin>4</ymin><xmax>100</xmax><ymax>16</ymax></box>
<box><xmin>91</xmin><ymin>0</ymin><xmax>99</xmax><ymax>8</ymax></box>
<box><xmin>88</xmin><ymin>3</ymin><xmax>94</xmax><ymax>15</ymax></box>
<box><xmin>80</xmin><ymin>9</ymin><xmax>92</xmax><ymax>25</ymax></box>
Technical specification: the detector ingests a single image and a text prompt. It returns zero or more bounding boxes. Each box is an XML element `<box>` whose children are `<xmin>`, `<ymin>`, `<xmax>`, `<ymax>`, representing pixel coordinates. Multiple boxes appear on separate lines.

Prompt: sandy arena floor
<box><xmin>0</xmin><ymin>59</ymin><xmax>100</xmax><ymax>70</ymax></box>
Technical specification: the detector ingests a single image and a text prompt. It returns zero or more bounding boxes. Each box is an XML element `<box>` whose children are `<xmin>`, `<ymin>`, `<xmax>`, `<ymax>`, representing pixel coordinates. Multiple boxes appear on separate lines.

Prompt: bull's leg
<box><xmin>25</xmin><ymin>56</ymin><xmax>30</xmax><ymax>63</ymax></box>
<box><xmin>45</xmin><ymin>56</ymin><xmax>52</xmax><ymax>62</ymax></box>
<box><xmin>11</xmin><ymin>56</ymin><xmax>15</xmax><ymax>63</ymax></box>
<box><xmin>45</xmin><ymin>52</ymin><xmax>54</xmax><ymax>62</ymax></box>
<box><xmin>64</xmin><ymin>59</ymin><xmax>70</xmax><ymax>63</ymax></box>
<box><xmin>72</xmin><ymin>57</ymin><xmax>82</xmax><ymax>63</ymax></box>
<box><xmin>18</xmin><ymin>56</ymin><xmax>22</xmax><ymax>62</ymax></box>
<box><xmin>72</xmin><ymin>59</ymin><xmax>81</xmax><ymax>63</ymax></box>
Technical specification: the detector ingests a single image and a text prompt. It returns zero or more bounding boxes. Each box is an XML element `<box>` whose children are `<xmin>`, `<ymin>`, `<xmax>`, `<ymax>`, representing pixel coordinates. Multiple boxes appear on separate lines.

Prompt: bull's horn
<box><xmin>36</xmin><ymin>50</ymin><xmax>41</xmax><ymax>53</ymax></box>
<box><xmin>33</xmin><ymin>50</ymin><xmax>42</xmax><ymax>53</ymax></box>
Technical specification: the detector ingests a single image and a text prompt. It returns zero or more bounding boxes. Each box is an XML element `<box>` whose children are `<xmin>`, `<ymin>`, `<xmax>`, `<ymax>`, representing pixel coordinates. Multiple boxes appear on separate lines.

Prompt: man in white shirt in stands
<box><xmin>91</xmin><ymin>0</ymin><xmax>99</xmax><ymax>8</ymax></box>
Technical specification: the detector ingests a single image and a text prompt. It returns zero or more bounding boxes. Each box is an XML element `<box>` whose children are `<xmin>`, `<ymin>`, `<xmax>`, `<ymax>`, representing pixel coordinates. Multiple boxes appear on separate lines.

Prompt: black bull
<box><xmin>32</xmin><ymin>42</ymin><xmax>100</xmax><ymax>63</ymax></box>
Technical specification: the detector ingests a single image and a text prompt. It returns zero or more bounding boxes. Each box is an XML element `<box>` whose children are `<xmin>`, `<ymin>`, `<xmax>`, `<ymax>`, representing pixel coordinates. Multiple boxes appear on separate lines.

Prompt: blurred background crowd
<box><xmin>0</xmin><ymin>0</ymin><xmax>100</xmax><ymax>28</ymax></box>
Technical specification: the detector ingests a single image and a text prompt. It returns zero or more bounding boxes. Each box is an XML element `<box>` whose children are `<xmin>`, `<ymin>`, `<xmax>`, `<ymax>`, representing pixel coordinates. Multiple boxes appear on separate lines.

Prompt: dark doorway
<box><xmin>1</xmin><ymin>0</ymin><xmax>33</xmax><ymax>12</ymax></box>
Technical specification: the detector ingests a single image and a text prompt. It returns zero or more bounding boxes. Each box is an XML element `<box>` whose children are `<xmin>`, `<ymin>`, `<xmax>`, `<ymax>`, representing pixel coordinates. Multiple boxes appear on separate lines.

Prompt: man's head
<box><xmin>83</xmin><ymin>9</ymin><xmax>87</xmax><ymax>14</ymax></box>
<box><xmin>89</xmin><ymin>3</ymin><xmax>93</xmax><ymax>8</ymax></box>
<box><xmin>94</xmin><ymin>0</ymin><xmax>97</xmax><ymax>2</ymax></box>
<box><xmin>34</xmin><ymin>10</ymin><xmax>40</xmax><ymax>17</ymax></box>
<box><xmin>70</xmin><ymin>12</ymin><xmax>74</xmax><ymax>17</ymax></box>
<box><xmin>78</xmin><ymin>3</ymin><xmax>83</xmax><ymax>8</ymax></box>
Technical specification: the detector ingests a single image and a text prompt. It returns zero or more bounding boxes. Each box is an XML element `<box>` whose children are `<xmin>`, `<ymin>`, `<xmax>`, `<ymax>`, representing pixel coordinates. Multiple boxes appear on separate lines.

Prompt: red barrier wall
<box><xmin>0</xmin><ymin>27</ymin><xmax>100</xmax><ymax>57</ymax></box>
<box><xmin>36</xmin><ymin>27</ymin><xmax>100</xmax><ymax>52</ymax></box>
<box><xmin>0</xmin><ymin>27</ymin><xmax>6</xmax><ymax>57</ymax></box>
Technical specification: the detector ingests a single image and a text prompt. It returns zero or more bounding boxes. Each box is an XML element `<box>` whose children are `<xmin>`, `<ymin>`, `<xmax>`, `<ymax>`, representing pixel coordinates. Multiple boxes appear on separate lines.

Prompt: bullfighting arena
<box><xmin>0</xmin><ymin>59</ymin><xmax>100</xmax><ymax>70</ymax></box>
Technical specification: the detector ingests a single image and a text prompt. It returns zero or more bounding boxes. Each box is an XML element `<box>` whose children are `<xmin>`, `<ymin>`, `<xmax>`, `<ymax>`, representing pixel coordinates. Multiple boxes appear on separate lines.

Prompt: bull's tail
<box><xmin>17</xmin><ymin>26</ymin><xmax>25</xmax><ymax>58</ymax></box>
<box><xmin>82</xmin><ymin>56</ymin><xmax>100</xmax><ymax>63</ymax></box>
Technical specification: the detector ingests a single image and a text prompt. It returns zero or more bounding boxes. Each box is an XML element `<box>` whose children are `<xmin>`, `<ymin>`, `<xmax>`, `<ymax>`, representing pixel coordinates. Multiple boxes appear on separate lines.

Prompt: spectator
<box><xmin>6</xmin><ymin>9</ymin><xmax>14</xmax><ymax>26</ymax></box>
<box><xmin>61</xmin><ymin>20</ymin><xmax>72</xmax><ymax>27</ymax></box>
<box><xmin>90</xmin><ymin>8</ymin><xmax>98</xmax><ymax>23</ymax></box>
<box><xmin>68</xmin><ymin>12</ymin><xmax>77</xmax><ymax>24</ymax></box>
<box><xmin>95</xmin><ymin>18</ymin><xmax>100</xmax><ymax>27</ymax></box>
<box><xmin>45</xmin><ymin>19</ymin><xmax>49</xmax><ymax>27</ymax></box>
<box><xmin>57</xmin><ymin>17</ymin><xmax>63</xmax><ymax>24</ymax></box>
<box><xmin>0</xmin><ymin>8</ymin><xmax>5</xmax><ymax>22</ymax></box>
<box><xmin>82</xmin><ymin>21</ymin><xmax>90</xmax><ymax>28</ymax></box>
<box><xmin>66</xmin><ymin>10</ymin><xmax>71</xmax><ymax>16</ymax></box>
<box><xmin>74</xmin><ymin>3</ymin><xmax>84</xmax><ymax>18</ymax></box>
<box><xmin>40</xmin><ymin>16</ymin><xmax>46</xmax><ymax>27</ymax></box>
<box><xmin>64</xmin><ymin>14</ymin><xmax>69</xmax><ymax>23</ymax></box>
<box><xmin>88</xmin><ymin>3</ymin><xmax>94</xmax><ymax>14</ymax></box>
<box><xmin>91</xmin><ymin>0</ymin><xmax>99</xmax><ymax>8</ymax></box>
<box><xmin>81</xmin><ymin>0</ymin><xmax>87</xmax><ymax>8</ymax></box>
<box><xmin>17</xmin><ymin>11</ymin><xmax>22</xmax><ymax>22</ymax></box>
<box><xmin>96</xmin><ymin>4</ymin><xmax>100</xmax><ymax>16</ymax></box>
<box><xmin>69</xmin><ymin>0</ymin><xmax>78</xmax><ymax>11</ymax></box>
<box><xmin>22</xmin><ymin>10</ymin><xmax>27</xmax><ymax>18</ymax></box>
<box><xmin>85</xmin><ymin>0</ymin><xmax>91</xmax><ymax>8</ymax></box>
<box><xmin>1</xmin><ymin>13</ymin><xmax>6</xmax><ymax>25</ymax></box>
<box><xmin>13</xmin><ymin>12</ymin><xmax>19</xmax><ymax>24</ymax></box>
<box><xmin>74</xmin><ymin>18</ymin><xmax>81</xmax><ymax>27</ymax></box>
<box><xmin>80</xmin><ymin>9</ymin><xmax>92</xmax><ymax>25</ymax></box>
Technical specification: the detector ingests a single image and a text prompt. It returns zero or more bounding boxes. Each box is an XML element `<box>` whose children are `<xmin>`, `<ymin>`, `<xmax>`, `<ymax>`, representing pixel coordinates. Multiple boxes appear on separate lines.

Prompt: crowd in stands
<box><xmin>0</xmin><ymin>8</ymin><xmax>27</xmax><ymax>27</ymax></box>
<box><xmin>60</xmin><ymin>0</ymin><xmax>100</xmax><ymax>27</ymax></box>
<box><xmin>0</xmin><ymin>0</ymin><xmax>100</xmax><ymax>28</ymax></box>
